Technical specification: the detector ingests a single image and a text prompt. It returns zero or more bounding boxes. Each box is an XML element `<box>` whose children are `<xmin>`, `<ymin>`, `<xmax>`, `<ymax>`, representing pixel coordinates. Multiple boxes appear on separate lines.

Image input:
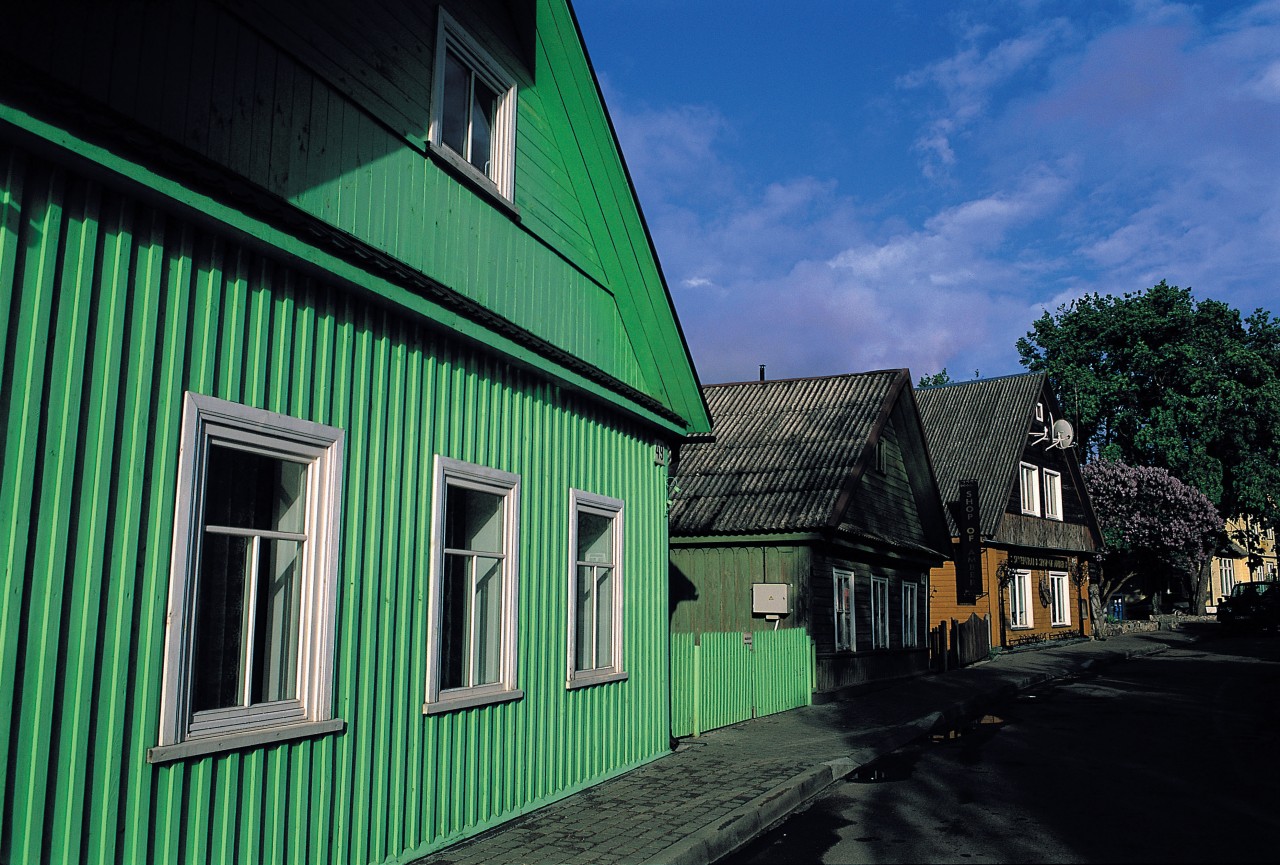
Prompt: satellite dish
<box><xmin>1051</xmin><ymin>418</ymin><xmax>1075</xmax><ymax>449</ymax></box>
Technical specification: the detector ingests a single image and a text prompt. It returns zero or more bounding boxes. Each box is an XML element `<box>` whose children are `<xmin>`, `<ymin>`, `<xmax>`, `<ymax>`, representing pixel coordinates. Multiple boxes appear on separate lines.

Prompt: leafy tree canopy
<box><xmin>917</xmin><ymin>368</ymin><xmax>954</xmax><ymax>387</ymax></box>
<box><xmin>1082</xmin><ymin>459</ymin><xmax>1221</xmax><ymax>603</ymax></box>
<box><xmin>1017</xmin><ymin>281</ymin><xmax>1280</xmax><ymax>530</ymax></box>
<box><xmin>917</xmin><ymin>368</ymin><xmax>982</xmax><ymax>388</ymax></box>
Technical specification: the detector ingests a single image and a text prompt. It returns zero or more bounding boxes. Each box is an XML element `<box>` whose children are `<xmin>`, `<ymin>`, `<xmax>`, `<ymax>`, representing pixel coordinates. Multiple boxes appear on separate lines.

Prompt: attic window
<box><xmin>1035</xmin><ymin>402</ymin><xmax>1044</xmax><ymax>422</ymax></box>
<box><xmin>430</xmin><ymin>10</ymin><xmax>517</xmax><ymax>200</ymax></box>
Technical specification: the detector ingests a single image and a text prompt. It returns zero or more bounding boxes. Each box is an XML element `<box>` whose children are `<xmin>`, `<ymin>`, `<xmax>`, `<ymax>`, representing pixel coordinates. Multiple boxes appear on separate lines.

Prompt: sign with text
<box><xmin>956</xmin><ymin>479</ymin><xmax>982</xmax><ymax>603</ymax></box>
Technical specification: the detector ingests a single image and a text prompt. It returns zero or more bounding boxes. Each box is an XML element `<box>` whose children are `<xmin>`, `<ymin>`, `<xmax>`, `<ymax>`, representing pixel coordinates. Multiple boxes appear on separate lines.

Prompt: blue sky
<box><xmin>574</xmin><ymin>0</ymin><xmax>1280</xmax><ymax>385</ymax></box>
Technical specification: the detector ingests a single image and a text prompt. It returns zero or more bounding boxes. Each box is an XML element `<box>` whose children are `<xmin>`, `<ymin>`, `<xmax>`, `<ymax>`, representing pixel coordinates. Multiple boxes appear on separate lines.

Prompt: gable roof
<box><xmin>669</xmin><ymin>370</ymin><xmax>949</xmax><ymax>556</ymax></box>
<box><xmin>915</xmin><ymin>372</ymin><xmax>1049</xmax><ymax>536</ymax></box>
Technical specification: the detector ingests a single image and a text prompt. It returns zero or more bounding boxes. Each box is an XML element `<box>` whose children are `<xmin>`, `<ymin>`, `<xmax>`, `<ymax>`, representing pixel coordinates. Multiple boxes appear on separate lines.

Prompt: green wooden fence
<box><xmin>670</xmin><ymin>629</ymin><xmax>814</xmax><ymax>738</ymax></box>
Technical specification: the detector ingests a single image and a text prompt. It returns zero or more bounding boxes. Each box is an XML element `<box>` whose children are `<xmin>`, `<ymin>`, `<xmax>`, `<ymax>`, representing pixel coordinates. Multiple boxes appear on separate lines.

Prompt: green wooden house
<box><xmin>667</xmin><ymin>371</ymin><xmax>951</xmax><ymax>728</ymax></box>
<box><xmin>0</xmin><ymin>2</ymin><xmax>710</xmax><ymax>863</ymax></box>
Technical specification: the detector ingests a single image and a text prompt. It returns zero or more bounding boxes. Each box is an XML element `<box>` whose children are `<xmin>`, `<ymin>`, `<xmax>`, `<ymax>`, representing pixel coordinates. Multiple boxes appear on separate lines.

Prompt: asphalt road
<box><xmin>727</xmin><ymin>624</ymin><xmax>1280</xmax><ymax>864</ymax></box>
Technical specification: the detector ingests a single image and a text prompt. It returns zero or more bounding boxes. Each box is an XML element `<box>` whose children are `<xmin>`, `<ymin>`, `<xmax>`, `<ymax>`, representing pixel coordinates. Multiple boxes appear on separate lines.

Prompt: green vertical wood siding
<box><xmin>0</xmin><ymin>141</ymin><xmax>674</xmax><ymax>864</ymax></box>
<box><xmin>669</xmin><ymin>545</ymin><xmax>809</xmax><ymax>634</ymax></box>
<box><xmin>669</xmin><ymin>630</ymin><xmax>813</xmax><ymax>738</ymax></box>
<box><xmin>3</xmin><ymin>0</ymin><xmax>715</xmax><ymax>424</ymax></box>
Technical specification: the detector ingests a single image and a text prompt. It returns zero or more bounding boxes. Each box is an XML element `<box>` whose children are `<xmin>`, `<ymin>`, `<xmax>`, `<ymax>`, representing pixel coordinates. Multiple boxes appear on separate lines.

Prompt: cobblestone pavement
<box><xmin>415</xmin><ymin>630</ymin><xmax>1187</xmax><ymax>865</ymax></box>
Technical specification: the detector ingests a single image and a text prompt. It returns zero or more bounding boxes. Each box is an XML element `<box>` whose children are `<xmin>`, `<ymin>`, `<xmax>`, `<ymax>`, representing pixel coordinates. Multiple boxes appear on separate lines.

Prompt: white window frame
<box><xmin>1049</xmin><ymin>571</ymin><xmax>1071</xmax><ymax>626</ymax></box>
<box><xmin>833</xmin><ymin>569</ymin><xmax>855</xmax><ymax>651</ymax></box>
<box><xmin>1009</xmin><ymin>569</ymin><xmax>1033</xmax><ymax>629</ymax></box>
<box><xmin>424</xmin><ymin>457</ymin><xmax>522</xmax><ymax>714</ymax></box>
<box><xmin>1043</xmin><ymin>469</ymin><xmax>1063</xmax><ymax>521</ymax></box>
<box><xmin>902</xmin><ymin>582</ymin><xmax>919</xmax><ymax>648</ymax></box>
<box><xmin>1020</xmin><ymin>463</ymin><xmax>1041</xmax><ymax>516</ymax></box>
<box><xmin>1218</xmin><ymin>557</ymin><xmax>1236</xmax><ymax>598</ymax></box>
<box><xmin>567</xmin><ymin>489</ymin><xmax>627</xmax><ymax>689</ymax></box>
<box><xmin>429</xmin><ymin>8</ymin><xmax>518</xmax><ymax>200</ymax></box>
<box><xmin>871</xmin><ymin>576</ymin><xmax>890</xmax><ymax>649</ymax></box>
<box><xmin>151</xmin><ymin>393</ymin><xmax>345</xmax><ymax>763</ymax></box>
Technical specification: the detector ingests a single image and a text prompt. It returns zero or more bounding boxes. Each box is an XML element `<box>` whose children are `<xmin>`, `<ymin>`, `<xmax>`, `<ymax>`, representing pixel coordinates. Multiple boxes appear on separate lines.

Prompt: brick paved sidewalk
<box><xmin>415</xmin><ymin>630</ymin><xmax>1186</xmax><ymax>865</ymax></box>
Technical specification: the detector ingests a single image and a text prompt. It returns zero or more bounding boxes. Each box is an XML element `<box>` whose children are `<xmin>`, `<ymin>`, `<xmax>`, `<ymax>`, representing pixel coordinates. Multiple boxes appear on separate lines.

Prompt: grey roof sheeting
<box><xmin>914</xmin><ymin>372</ymin><xmax>1046</xmax><ymax>537</ymax></box>
<box><xmin>669</xmin><ymin>371</ymin><xmax>902</xmax><ymax>535</ymax></box>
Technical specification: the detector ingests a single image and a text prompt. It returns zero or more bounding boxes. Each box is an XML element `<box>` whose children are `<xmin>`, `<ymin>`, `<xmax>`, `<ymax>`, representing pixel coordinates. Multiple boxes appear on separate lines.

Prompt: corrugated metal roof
<box><xmin>669</xmin><ymin>371</ymin><xmax>902</xmax><ymax>534</ymax></box>
<box><xmin>915</xmin><ymin>372</ymin><xmax>1046</xmax><ymax>536</ymax></box>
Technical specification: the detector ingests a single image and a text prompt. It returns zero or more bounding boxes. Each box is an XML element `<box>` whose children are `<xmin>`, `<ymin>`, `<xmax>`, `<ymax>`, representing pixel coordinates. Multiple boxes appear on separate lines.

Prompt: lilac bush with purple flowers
<box><xmin>1083</xmin><ymin>459</ymin><xmax>1221</xmax><ymax>607</ymax></box>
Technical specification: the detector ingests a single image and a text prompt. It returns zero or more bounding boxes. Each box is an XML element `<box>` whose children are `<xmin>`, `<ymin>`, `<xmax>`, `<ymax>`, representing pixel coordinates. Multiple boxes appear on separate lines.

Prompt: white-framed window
<box><xmin>567</xmin><ymin>490</ymin><xmax>626</xmax><ymax>688</ymax></box>
<box><xmin>902</xmin><ymin>582</ymin><xmax>919</xmax><ymax>648</ymax></box>
<box><xmin>871</xmin><ymin>576</ymin><xmax>890</xmax><ymax>649</ymax></box>
<box><xmin>1218</xmin><ymin>558</ymin><xmax>1235</xmax><ymax>598</ymax></box>
<box><xmin>1049</xmin><ymin>571</ymin><xmax>1071</xmax><ymax>626</ymax></box>
<box><xmin>430</xmin><ymin>8</ymin><xmax>517</xmax><ymax>199</ymax></box>
<box><xmin>425</xmin><ymin>457</ymin><xmax>522</xmax><ymax>714</ymax></box>
<box><xmin>833</xmin><ymin>569</ymin><xmax>854</xmax><ymax>651</ymax></box>
<box><xmin>1009</xmin><ymin>569</ymin><xmax>1033</xmax><ymax>629</ymax></box>
<box><xmin>151</xmin><ymin>393</ymin><xmax>345</xmax><ymax>763</ymax></box>
<box><xmin>1020</xmin><ymin>463</ymin><xmax>1041</xmax><ymax>516</ymax></box>
<box><xmin>1036</xmin><ymin>402</ymin><xmax>1044</xmax><ymax>422</ymax></box>
<box><xmin>1043</xmin><ymin>469</ymin><xmax>1063</xmax><ymax>521</ymax></box>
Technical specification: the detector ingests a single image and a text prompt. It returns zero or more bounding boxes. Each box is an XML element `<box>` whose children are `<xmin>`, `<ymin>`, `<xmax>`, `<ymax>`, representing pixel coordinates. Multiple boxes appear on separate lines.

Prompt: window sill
<box><xmin>423</xmin><ymin>687</ymin><xmax>524</xmax><ymax>716</ymax></box>
<box><xmin>567</xmin><ymin>670</ymin><xmax>629</xmax><ymax>690</ymax></box>
<box><xmin>424</xmin><ymin>141</ymin><xmax>520</xmax><ymax>221</ymax></box>
<box><xmin>148</xmin><ymin>717</ymin><xmax>345</xmax><ymax>764</ymax></box>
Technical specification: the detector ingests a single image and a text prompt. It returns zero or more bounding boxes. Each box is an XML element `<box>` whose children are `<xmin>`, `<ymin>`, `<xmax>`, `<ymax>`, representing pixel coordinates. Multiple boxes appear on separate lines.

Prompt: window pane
<box><xmin>577</xmin><ymin>512</ymin><xmax>612</xmax><ymax>565</ymax></box>
<box><xmin>470</xmin><ymin>77</ymin><xmax>497</xmax><ymax>175</ymax></box>
<box><xmin>575</xmin><ymin>564</ymin><xmax>593</xmax><ymax>670</ymax></box>
<box><xmin>252</xmin><ymin>539</ymin><xmax>303</xmax><ymax>703</ymax></box>
<box><xmin>446</xmin><ymin>485</ymin><xmax>504</xmax><ymax>553</ymax></box>
<box><xmin>193</xmin><ymin>534</ymin><xmax>250</xmax><ymax>711</ymax></box>
<box><xmin>205</xmin><ymin>445</ymin><xmax>307</xmax><ymax>533</ymax></box>
<box><xmin>440</xmin><ymin>553</ymin><xmax>471</xmax><ymax>690</ymax></box>
<box><xmin>442</xmin><ymin>49</ymin><xmax>470</xmax><ymax>156</ymax></box>
<box><xmin>595</xmin><ymin>567</ymin><xmax>614</xmax><ymax>667</ymax></box>
<box><xmin>474</xmin><ymin>556</ymin><xmax>503</xmax><ymax>685</ymax></box>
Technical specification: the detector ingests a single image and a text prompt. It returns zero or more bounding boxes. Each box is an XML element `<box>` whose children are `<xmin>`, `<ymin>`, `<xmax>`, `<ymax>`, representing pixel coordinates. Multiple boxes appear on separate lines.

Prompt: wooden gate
<box><xmin>670</xmin><ymin>629</ymin><xmax>815</xmax><ymax>737</ymax></box>
<box><xmin>929</xmin><ymin>613</ymin><xmax>992</xmax><ymax>671</ymax></box>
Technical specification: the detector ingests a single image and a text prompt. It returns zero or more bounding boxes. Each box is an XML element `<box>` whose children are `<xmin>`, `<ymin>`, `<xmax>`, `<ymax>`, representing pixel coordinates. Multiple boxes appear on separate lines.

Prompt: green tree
<box><xmin>1018</xmin><ymin>282</ymin><xmax>1280</xmax><ymax>610</ymax></box>
<box><xmin>917</xmin><ymin>368</ymin><xmax>954</xmax><ymax>388</ymax></box>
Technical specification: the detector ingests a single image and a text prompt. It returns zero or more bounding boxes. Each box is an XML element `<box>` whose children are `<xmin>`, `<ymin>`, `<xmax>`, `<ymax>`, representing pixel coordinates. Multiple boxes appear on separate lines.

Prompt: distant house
<box><xmin>1210</xmin><ymin>517</ymin><xmax>1279</xmax><ymax>611</ymax></box>
<box><xmin>0</xmin><ymin>2</ymin><xmax>710</xmax><ymax>863</ymax></box>
<box><xmin>667</xmin><ymin>370</ymin><xmax>951</xmax><ymax>718</ymax></box>
<box><xmin>916</xmin><ymin>373</ymin><xmax>1100</xmax><ymax>653</ymax></box>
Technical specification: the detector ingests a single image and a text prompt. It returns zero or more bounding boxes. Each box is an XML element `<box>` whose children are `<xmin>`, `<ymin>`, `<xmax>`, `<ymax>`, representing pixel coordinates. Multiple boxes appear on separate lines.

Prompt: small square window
<box><xmin>152</xmin><ymin>394</ymin><xmax>345</xmax><ymax>762</ymax></box>
<box><xmin>430</xmin><ymin>9</ymin><xmax>517</xmax><ymax>200</ymax></box>
<box><xmin>1020</xmin><ymin>463</ymin><xmax>1041</xmax><ymax>516</ymax></box>
<box><xmin>567</xmin><ymin>490</ymin><xmax>626</xmax><ymax>688</ymax></box>
<box><xmin>425</xmin><ymin>457</ymin><xmax>522</xmax><ymax>714</ymax></box>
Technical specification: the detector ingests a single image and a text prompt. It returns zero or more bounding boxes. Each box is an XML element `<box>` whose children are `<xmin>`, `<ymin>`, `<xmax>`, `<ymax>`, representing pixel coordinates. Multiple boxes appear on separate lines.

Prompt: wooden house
<box><xmin>667</xmin><ymin>370</ymin><xmax>951</xmax><ymax>718</ymax></box>
<box><xmin>0</xmin><ymin>2</ymin><xmax>710</xmax><ymax>862</ymax></box>
<box><xmin>916</xmin><ymin>373</ymin><xmax>1100</xmax><ymax>654</ymax></box>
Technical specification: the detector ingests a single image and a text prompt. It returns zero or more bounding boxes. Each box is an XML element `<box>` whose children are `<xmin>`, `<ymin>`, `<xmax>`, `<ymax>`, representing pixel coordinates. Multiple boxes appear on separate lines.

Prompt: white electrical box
<box><xmin>751</xmin><ymin>583</ymin><xmax>790</xmax><ymax>616</ymax></box>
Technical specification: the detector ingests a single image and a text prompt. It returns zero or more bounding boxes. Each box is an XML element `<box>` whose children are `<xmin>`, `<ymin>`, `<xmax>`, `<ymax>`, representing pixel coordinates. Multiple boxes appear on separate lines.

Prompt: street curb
<box><xmin>643</xmin><ymin>711</ymin><xmax>948</xmax><ymax>865</ymax></box>
<box><xmin>645</xmin><ymin>640</ymin><xmax>1171</xmax><ymax>865</ymax></box>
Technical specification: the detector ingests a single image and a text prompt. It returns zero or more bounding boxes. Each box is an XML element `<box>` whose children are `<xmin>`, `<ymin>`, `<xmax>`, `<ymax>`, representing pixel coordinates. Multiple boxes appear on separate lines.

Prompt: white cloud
<box><xmin>600</xmin><ymin>1</ymin><xmax>1280</xmax><ymax>387</ymax></box>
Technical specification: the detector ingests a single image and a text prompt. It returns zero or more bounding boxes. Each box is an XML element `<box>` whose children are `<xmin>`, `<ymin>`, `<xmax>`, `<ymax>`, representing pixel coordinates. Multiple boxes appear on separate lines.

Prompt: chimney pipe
<box><xmin>759</xmin><ymin>364</ymin><xmax>766</xmax><ymax>382</ymax></box>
